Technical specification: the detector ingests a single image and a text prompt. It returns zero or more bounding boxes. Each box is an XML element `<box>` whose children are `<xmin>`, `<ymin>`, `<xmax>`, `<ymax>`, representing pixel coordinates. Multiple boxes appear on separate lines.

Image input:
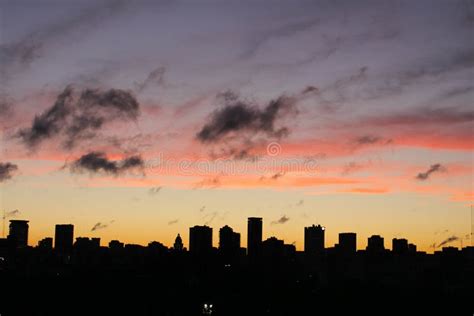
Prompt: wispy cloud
<box><xmin>0</xmin><ymin>0</ymin><xmax>131</xmax><ymax>82</ymax></box>
<box><xmin>71</xmin><ymin>152</ymin><xmax>144</xmax><ymax>176</ymax></box>
<box><xmin>342</xmin><ymin>187</ymin><xmax>389</xmax><ymax>194</ymax></box>
<box><xmin>148</xmin><ymin>186</ymin><xmax>162</xmax><ymax>195</ymax></box>
<box><xmin>239</xmin><ymin>17</ymin><xmax>320</xmax><ymax>60</ymax></box>
<box><xmin>2</xmin><ymin>209</ymin><xmax>20</xmax><ymax>218</ymax></box>
<box><xmin>203</xmin><ymin>212</ymin><xmax>218</xmax><ymax>225</ymax></box>
<box><xmin>416</xmin><ymin>163</ymin><xmax>445</xmax><ymax>181</ymax></box>
<box><xmin>271</xmin><ymin>215</ymin><xmax>290</xmax><ymax>225</ymax></box>
<box><xmin>18</xmin><ymin>86</ymin><xmax>140</xmax><ymax>150</ymax></box>
<box><xmin>0</xmin><ymin>162</ymin><xmax>18</xmax><ymax>182</ymax></box>
<box><xmin>134</xmin><ymin>67</ymin><xmax>165</xmax><ymax>92</ymax></box>
<box><xmin>437</xmin><ymin>235</ymin><xmax>459</xmax><ymax>248</ymax></box>
<box><xmin>193</xmin><ymin>176</ymin><xmax>221</xmax><ymax>189</ymax></box>
<box><xmin>91</xmin><ymin>220</ymin><xmax>115</xmax><ymax>232</ymax></box>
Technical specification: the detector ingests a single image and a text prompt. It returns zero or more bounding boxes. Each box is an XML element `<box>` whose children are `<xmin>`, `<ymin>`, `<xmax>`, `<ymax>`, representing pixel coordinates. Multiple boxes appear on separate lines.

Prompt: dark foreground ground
<box><xmin>1</xmin><ymin>247</ymin><xmax>473</xmax><ymax>315</ymax></box>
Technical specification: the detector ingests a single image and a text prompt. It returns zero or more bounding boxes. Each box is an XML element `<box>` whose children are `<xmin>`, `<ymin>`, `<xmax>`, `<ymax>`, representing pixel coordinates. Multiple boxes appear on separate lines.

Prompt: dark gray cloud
<box><xmin>271</xmin><ymin>215</ymin><xmax>290</xmax><ymax>225</ymax></box>
<box><xmin>71</xmin><ymin>152</ymin><xmax>144</xmax><ymax>175</ymax></box>
<box><xmin>91</xmin><ymin>220</ymin><xmax>115</xmax><ymax>232</ymax></box>
<box><xmin>19</xmin><ymin>87</ymin><xmax>74</xmax><ymax>148</ymax></box>
<box><xmin>216</xmin><ymin>90</ymin><xmax>239</xmax><ymax>103</ymax></box>
<box><xmin>260</xmin><ymin>172</ymin><xmax>285</xmax><ymax>181</ymax></box>
<box><xmin>0</xmin><ymin>162</ymin><xmax>18</xmax><ymax>182</ymax></box>
<box><xmin>416</xmin><ymin>163</ymin><xmax>445</xmax><ymax>181</ymax></box>
<box><xmin>148</xmin><ymin>186</ymin><xmax>162</xmax><ymax>195</ymax></box>
<box><xmin>353</xmin><ymin>135</ymin><xmax>393</xmax><ymax>148</ymax></box>
<box><xmin>356</xmin><ymin>135</ymin><xmax>381</xmax><ymax>145</ymax></box>
<box><xmin>168</xmin><ymin>219</ymin><xmax>178</xmax><ymax>225</ymax></box>
<box><xmin>302</xmin><ymin>86</ymin><xmax>319</xmax><ymax>94</ymax></box>
<box><xmin>18</xmin><ymin>86</ymin><xmax>140</xmax><ymax>150</ymax></box>
<box><xmin>259</xmin><ymin>172</ymin><xmax>285</xmax><ymax>181</ymax></box>
<box><xmin>135</xmin><ymin>67</ymin><xmax>165</xmax><ymax>92</ymax></box>
<box><xmin>271</xmin><ymin>172</ymin><xmax>285</xmax><ymax>180</ymax></box>
<box><xmin>437</xmin><ymin>235</ymin><xmax>459</xmax><ymax>248</ymax></box>
<box><xmin>196</xmin><ymin>92</ymin><xmax>296</xmax><ymax>143</ymax></box>
<box><xmin>208</xmin><ymin>143</ymin><xmax>258</xmax><ymax>161</ymax></box>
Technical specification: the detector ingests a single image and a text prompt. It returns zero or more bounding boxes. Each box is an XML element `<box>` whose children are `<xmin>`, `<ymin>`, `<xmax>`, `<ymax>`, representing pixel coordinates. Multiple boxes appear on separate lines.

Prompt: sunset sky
<box><xmin>0</xmin><ymin>0</ymin><xmax>472</xmax><ymax>252</ymax></box>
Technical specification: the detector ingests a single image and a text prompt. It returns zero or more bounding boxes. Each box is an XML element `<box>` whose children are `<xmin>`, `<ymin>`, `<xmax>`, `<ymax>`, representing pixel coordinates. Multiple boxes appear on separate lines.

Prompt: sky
<box><xmin>0</xmin><ymin>0</ymin><xmax>473</xmax><ymax>252</ymax></box>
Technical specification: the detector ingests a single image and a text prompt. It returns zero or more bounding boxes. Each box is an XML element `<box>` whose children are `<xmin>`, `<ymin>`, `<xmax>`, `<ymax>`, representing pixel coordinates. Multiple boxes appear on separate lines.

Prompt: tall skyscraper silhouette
<box><xmin>55</xmin><ymin>224</ymin><xmax>74</xmax><ymax>254</ymax></box>
<box><xmin>219</xmin><ymin>225</ymin><xmax>240</xmax><ymax>257</ymax></box>
<box><xmin>304</xmin><ymin>224</ymin><xmax>325</xmax><ymax>255</ymax></box>
<box><xmin>392</xmin><ymin>238</ymin><xmax>408</xmax><ymax>254</ymax></box>
<box><xmin>8</xmin><ymin>220</ymin><xmax>29</xmax><ymax>248</ymax></box>
<box><xmin>338</xmin><ymin>232</ymin><xmax>356</xmax><ymax>254</ymax></box>
<box><xmin>189</xmin><ymin>225</ymin><xmax>212</xmax><ymax>254</ymax></box>
<box><xmin>247</xmin><ymin>217</ymin><xmax>262</xmax><ymax>257</ymax></box>
<box><xmin>367</xmin><ymin>235</ymin><xmax>385</xmax><ymax>253</ymax></box>
<box><xmin>173</xmin><ymin>233</ymin><xmax>184</xmax><ymax>251</ymax></box>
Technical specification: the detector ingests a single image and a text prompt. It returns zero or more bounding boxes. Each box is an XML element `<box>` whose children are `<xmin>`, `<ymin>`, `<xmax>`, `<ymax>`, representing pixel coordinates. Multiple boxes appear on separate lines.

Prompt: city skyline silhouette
<box><xmin>3</xmin><ymin>215</ymin><xmax>472</xmax><ymax>253</ymax></box>
<box><xmin>2</xmin><ymin>216</ymin><xmax>473</xmax><ymax>315</ymax></box>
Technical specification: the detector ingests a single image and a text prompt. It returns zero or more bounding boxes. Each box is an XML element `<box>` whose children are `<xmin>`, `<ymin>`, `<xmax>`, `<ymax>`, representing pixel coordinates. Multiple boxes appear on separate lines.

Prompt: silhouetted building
<box><xmin>148</xmin><ymin>241</ymin><xmax>167</xmax><ymax>253</ymax></box>
<box><xmin>367</xmin><ymin>235</ymin><xmax>385</xmax><ymax>253</ymax></box>
<box><xmin>247</xmin><ymin>217</ymin><xmax>262</xmax><ymax>257</ymax></box>
<box><xmin>189</xmin><ymin>225</ymin><xmax>212</xmax><ymax>254</ymax></box>
<box><xmin>284</xmin><ymin>244</ymin><xmax>297</xmax><ymax>257</ymax></box>
<box><xmin>74</xmin><ymin>237</ymin><xmax>100</xmax><ymax>251</ymax></box>
<box><xmin>392</xmin><ymin>238</ymin><xmax>408</xmax><ymax>255</ymax></box>
<box><xmin>304</xmin><ymin>224</ymin><xmax>325</xmax><ymax>255</ymax></box>
<box><xmin>262</xmin><ymin>237</ymin><xmax>285</xmax><ymax>257</ymax></box>
<box><xmin>55</xmin><ymin>224</ymin><xmax>74</xmax><ymax>254</ymax></box>
<box><xmin>0</xmin><ymin>238</ymin><xmax>8</xmax><ymax>257</ymax></box>
<box><xmin>91</xmin><ymin>238</ymin><xmax>100</xmax><ymax>248</ymax></box>
<box><xmin>38</xmin><ymin>237</ymin><xmax>53</xmax><ymax>250</ymax></box>
<box><xmin>8</xmin><ymin>220</ymin><xmax>29</xmax><ymax>248</ymax></box>
<box><xmin>441</xmin><ymin>246</ymin><xmax>459</xmax><ymax>255</ymax></box>
<box><xmin>408</xmin><ymin>243</ymin><xmax>417</xmax><ymax>253</ymax></box>
<box><xmin>109</xmin><ymin>240</ymin><xmax>124</xmax><ymax>250</ymax></box>
<box><xmin>173</xmin><ymin>234</ymin><xmax>184</xmax><ymax>251</ymax></box>
<box><xmin>338</xmin><ymin>232</ymin><xmax>356</xmax><ymax>254</ymax></box>
<box><xmin>219</xmin><ymin>225</ymin><xmax>240</xmax><ymax>257</ymax></box>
